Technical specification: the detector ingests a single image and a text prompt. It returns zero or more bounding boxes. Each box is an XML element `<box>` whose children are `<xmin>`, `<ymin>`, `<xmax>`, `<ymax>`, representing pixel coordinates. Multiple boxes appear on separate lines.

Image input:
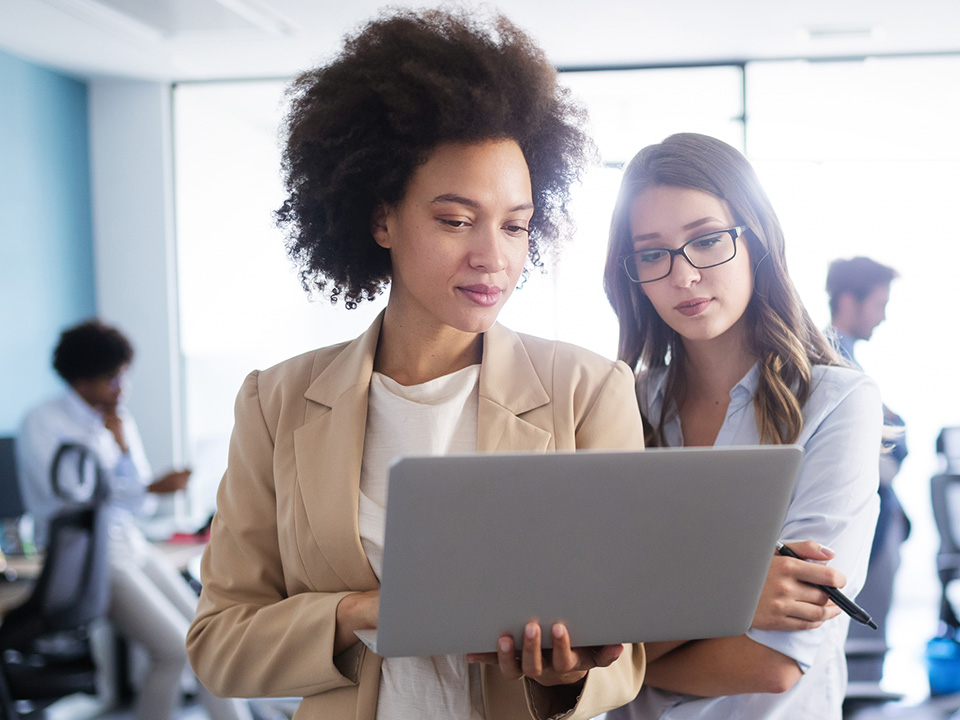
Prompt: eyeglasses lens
<box><xmin>627</xmin><ymin>230</ymin><xmax>737</xmax><ymax>283</ymax></box>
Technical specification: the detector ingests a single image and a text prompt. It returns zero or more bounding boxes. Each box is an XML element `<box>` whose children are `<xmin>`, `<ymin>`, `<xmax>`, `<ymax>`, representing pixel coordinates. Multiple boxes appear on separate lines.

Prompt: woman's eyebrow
<box><xmin>633</xmin><ymin>216</ymin><xmax>725</xmax><ymax>243</ymax></box>
<box><xmin>431</xmin><ymin>194</ymin><xmax>534</xmax><ymax>213</ymax></box>
<box><xmin>432</xmin><ymin>193</ymin><xmax>479</xmax><ymax>208</ymax></box>
<box><xmin>632</xmin><ymin>231</ymin><xmax>661</xmax><ymax>243</ymax></box>
<box><xmin>682</xmin><ymin>216</ymin><xmax>723</xmax><ymax>231</ymax></box>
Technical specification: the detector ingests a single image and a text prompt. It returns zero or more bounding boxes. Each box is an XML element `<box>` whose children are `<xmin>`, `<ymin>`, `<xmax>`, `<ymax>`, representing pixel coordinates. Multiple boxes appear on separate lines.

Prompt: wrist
<box><xmin>334</xmin><ymin>591</ymin><xmax>376</xmax><ymax>655</ymax></box>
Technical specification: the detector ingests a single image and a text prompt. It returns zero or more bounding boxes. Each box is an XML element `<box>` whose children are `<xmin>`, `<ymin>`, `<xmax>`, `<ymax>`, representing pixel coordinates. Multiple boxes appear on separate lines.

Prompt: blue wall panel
<box><xmin>0</xmin><ymin>50</ymin><xmax>95</xmax><ymax>433</ymax></box>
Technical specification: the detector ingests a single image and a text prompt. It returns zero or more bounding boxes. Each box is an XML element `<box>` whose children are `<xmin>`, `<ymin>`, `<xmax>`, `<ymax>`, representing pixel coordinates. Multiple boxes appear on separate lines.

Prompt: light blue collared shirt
<box><xmin>16</xmin><ymin>388</ymin><xmax>154</xmax><ymax>547</ymax></box>
<box><xmin>631</xmin><ymin>363</ymin><xmax>881</xmax><ymax>720</ymax></box>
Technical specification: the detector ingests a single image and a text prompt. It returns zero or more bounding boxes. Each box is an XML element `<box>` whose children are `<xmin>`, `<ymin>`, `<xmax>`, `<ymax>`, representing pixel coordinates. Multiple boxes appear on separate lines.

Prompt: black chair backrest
<box><xmin>0</xmin><ymin>436</ymin><xmax>24</xmax><ymax>520</ymax></box>
<box><xmin>0</xmin><ymin>504</ymin><xmax>110</xmax><ymax>651</ymax></box>
<box><xmin>932</xmin><ymin>473</ymin><xmax>960</xmax><ymax>558</ymax></box>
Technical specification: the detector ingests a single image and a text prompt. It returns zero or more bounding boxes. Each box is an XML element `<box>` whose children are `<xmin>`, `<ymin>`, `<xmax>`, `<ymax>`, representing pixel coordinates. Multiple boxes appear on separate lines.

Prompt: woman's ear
<box><xmin>371</xmin><ymin>204</ymin><xmax>391</xmax><ymax>249</ymax></box>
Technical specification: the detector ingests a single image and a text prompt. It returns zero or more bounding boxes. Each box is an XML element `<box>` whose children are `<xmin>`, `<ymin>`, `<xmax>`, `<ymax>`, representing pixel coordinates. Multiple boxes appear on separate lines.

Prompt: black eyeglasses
<box><xmin>621</xmin><ymin>226</ymin><xmax>747</xmax><ymax>284</ymax></box>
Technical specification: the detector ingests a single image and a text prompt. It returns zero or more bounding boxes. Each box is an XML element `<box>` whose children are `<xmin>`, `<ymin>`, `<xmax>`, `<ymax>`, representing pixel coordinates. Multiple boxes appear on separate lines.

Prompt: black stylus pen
<box><xmin>776</xmin><ymin>542</ymin><xmax>877</xmax><ymax>630</ymax></box>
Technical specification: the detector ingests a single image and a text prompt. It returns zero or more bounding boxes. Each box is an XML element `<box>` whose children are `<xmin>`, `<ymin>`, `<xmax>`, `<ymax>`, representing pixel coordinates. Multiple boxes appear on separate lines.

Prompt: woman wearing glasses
<box><xmin>603</xmin><ymin>133</ymin><xmax>881</xmax><ymax>719</ymax></box>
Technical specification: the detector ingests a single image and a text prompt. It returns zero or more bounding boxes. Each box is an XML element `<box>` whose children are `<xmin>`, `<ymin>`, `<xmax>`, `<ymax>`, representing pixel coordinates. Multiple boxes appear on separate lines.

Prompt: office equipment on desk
<box><xmin>0</xmin><ymin>437</ymin><xmax>23</xmax><ymax>522</ymax></box>
<box><xmin>0</xmin><ymin>502</ymin><xmax>110</xmax><ymax>719</ymax></box>
<box><xmin>776</xmin><ymin>541</ymin><xmax>876</xmax><ymax>628</ymax></box>
<box><xmin>354</xmin><ymin>445</ymin><xmax>803</xmax><ymax>658</ymax></box>
<box><xmin>0</xmin><ymin>437</ymin><xmax>27</xmax><ymax>558</ymax></box>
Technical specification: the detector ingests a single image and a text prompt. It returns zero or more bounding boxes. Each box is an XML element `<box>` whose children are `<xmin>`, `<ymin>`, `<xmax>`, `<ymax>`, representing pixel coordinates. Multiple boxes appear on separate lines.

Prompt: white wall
<box><xmin>87</xmin><ymin>79</ymin><xmax>182</xmax><ymax>473</ymax></box>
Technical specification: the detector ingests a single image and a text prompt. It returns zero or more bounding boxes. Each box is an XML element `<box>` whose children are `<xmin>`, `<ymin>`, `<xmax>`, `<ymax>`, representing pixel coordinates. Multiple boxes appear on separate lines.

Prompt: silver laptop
<box><xmin>355</xmin><ymin>445</ymin><xmax>802</xmax><ymax>657</ymax></box>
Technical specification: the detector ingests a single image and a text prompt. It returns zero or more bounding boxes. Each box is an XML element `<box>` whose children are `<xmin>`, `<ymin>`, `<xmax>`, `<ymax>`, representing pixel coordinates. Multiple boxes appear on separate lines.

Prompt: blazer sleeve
<box><xmin>187</xmin><ymin>371</ymin><xmax>359</xmax><ymax>699</ymax></box>
<box><xmin>574</xmin><ymin>359</ymin><xmax>646</xmax><ymax>452</ymax></box>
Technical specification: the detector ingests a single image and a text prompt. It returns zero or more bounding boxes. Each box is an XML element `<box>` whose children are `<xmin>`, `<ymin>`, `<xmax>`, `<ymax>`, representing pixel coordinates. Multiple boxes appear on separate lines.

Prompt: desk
<box><xmin>3</xmin><ymin>551</ymin><xmax>44</xmax><ymax>580</ymax></box>
<box><xmin>0</xmin><ymin>539</ymin><xmax>206</xmax><ymax>617</ymax></box>
<box><xmin>0</xmin><ymin>552</ymin><xmax>43</xmax><ymax>616</ymax></box>
<box><xmin>0</xmin><ymin>580</ymin><xmax>32</xmax><ymax>615</ymax></box>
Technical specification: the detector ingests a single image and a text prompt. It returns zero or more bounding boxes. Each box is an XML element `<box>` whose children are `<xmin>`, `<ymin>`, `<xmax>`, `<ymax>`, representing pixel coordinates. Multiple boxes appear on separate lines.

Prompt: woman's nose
<box><xmin>669</xmin><ymin>252</ymin><xmax>701</xmax><ymax>287</ymax></box>
<box><xmin>469</xmin><ymin>227</ymin><xmax>507</xmax><ymax>272</ymax></box>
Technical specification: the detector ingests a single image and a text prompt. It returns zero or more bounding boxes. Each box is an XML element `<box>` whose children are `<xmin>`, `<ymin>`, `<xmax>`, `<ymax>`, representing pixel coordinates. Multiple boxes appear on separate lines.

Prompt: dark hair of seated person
<box><xmin>276</xmin><ymin>8</ymin><xmax>591</xmax><ymax>308</ymax></box>
<box><xmin>52</xmin><ymin>319</ymin><xmax>134</xmax><ymax>384</ymax></box>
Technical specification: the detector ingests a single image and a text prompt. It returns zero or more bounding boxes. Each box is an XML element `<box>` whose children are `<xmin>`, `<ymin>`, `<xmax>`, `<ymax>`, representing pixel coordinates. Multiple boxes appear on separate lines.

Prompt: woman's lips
<box><xmin>675</xmin><ymin>297</ymin><xmax>712</xmax><ymax>316</ymax></box>
<box><xmin>459</xmin><ymin>284</ymin><xmax>503</xmax><ymax>307</ymax></box>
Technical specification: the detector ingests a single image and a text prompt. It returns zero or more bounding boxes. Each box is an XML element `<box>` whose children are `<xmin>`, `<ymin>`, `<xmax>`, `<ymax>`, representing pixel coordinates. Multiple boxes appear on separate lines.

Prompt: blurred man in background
<box><xmin>827</xmin><ymin>257</ymin><xmax>908</xmax><ymax>688</ymax></box>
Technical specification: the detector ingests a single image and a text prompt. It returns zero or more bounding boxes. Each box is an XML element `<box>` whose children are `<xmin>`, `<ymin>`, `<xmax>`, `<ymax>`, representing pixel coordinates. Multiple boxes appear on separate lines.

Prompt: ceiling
<box><xmin>1</xmin><ymin>0</ymin><xmax>959</xmax><ymax>82</ymax></box>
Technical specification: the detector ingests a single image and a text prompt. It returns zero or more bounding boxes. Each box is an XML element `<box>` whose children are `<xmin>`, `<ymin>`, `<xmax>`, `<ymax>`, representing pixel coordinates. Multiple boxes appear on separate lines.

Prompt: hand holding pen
<box><xmin>752</xmin><ymin>541</ymin><xmax>869</xmax><ymax>632</ymax></box>
<box><xmin>775</xmin><ymin>541</ymin><xmax>876</xmax><ymax>629</ymax></box>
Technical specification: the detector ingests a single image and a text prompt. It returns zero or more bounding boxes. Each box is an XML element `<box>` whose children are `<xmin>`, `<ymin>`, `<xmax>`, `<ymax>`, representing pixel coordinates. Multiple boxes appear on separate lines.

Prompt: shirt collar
<box><xmin>731</xmin><ymin>363</ymin><xmax>760</xmax><ymax>404</ymax></box>
<box><xmin>64</xmin><ymin>386</ymin><xmax>106</xmax><ymax>426</ymax></box>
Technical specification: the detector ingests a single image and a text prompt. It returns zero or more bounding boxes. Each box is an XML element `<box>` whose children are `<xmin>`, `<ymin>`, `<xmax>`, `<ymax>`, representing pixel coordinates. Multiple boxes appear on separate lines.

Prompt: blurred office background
<box><xmin>2</xmin><ymin>0</ymin><xmax>960</xmax><ymax>714</ymax></box>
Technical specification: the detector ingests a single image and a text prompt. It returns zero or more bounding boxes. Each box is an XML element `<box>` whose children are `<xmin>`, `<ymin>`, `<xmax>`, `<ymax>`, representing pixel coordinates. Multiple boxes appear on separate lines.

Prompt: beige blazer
<box><xmin>187</xmin><ymin>315</ymin><xmax>646</xmax><ymax>719</ymax></box>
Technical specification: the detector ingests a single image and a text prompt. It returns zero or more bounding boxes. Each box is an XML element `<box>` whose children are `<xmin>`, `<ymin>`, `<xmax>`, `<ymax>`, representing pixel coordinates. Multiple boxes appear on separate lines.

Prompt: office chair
<box><xmin>0</xmin><ymin>448</ymin><xmax>109</xmax><ymax>720</ymax></box>
<box><xmin>932</xmin><ymin>427</ymin><xmax>960</xmax><ymax>634</ymax></box>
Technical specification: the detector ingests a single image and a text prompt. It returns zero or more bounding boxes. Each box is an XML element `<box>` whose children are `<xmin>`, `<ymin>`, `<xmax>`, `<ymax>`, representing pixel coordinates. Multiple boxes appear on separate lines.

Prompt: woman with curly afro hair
<box><xmin>187</xmin><ymin>9</ymin><xmax>646</xmax><ymax>720</ymax></box>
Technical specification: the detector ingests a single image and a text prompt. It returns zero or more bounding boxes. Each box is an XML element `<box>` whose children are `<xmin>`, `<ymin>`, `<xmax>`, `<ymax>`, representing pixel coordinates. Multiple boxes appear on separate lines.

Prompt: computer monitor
<box><xmin>0</xmin><ymin>436</ymin><xmax>25</xmax><ymax>520</ymax></box>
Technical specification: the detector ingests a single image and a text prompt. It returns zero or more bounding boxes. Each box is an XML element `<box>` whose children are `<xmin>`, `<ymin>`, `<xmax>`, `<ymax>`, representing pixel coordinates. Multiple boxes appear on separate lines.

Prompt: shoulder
<box><xmin>256</xmin><ymin>342</ymin><xmax>349</xmax><ymax>392</ymax></box>
<box><xmin>19</xmin><ymin>394</ymin><xmax>72</xmax><ymax>435</ymax></box>
<box><xmin>801</xmin><ymin>364</ymin><xmax>882</xmax><ymax>439</ymax></box>
<box><xmin>808</xmin><ymin>364</ymin><xmax>881</xmax><ymax>410</ymax></box>
<box><xmin>235</xmin><ymin>341</ymin><xmax>353</xmax><ymax>417</ymax></box>
<box><xmin>508</xmin><ymin>328</ymin><xmax>633</xmax><ymax>386</ymax></box>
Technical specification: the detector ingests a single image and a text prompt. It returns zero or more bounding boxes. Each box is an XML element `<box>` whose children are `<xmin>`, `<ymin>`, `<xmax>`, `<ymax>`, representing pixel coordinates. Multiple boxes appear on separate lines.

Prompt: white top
<box><xmin>630</xmin><ymin>363</ymin><xmax>881</xmax><ymax>720</ymax></box>
<box><xmin>16</xmin><ymin>388</ymin><xmax>153</xmax><ymax>548</ymax></box>
<box><xmin>359</xmin><ymin>365</ymin><xmax>484</xmax><ymax>720</ymax></box>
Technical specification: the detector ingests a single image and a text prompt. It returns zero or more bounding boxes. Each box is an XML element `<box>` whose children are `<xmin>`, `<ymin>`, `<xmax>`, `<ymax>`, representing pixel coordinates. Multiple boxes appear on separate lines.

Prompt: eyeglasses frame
<box><xmin>621</xmin><ymin>226</ymin><xmax>748</xmax><ymax>284</ymax></box>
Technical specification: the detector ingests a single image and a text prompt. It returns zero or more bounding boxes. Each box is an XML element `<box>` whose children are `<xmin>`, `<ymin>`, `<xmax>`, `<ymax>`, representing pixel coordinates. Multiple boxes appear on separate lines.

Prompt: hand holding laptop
<box><xmin>465</xmin><ymin>621</ymin><xmax>624</xmax><ymax>687</ymax></box>
<box><xmin>342</xmin><ymin>588</ymin><xmax>623</xmax><ymax>687</ymax></box>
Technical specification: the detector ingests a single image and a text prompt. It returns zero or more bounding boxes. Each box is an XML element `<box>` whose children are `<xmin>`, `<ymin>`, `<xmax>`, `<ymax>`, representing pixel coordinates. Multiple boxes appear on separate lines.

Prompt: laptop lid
<box><xmin>361</xmin><ymin>445</ymin><xmax>802</xmax><ymax>657</ymax></box>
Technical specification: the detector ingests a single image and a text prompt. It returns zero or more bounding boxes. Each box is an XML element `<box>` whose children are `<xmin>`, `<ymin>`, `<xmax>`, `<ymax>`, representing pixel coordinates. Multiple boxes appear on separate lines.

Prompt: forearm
<box><xmin>643</xmin><ymin>640</ymin><xmax>687</xmax><ymax>663</ymax></box>
<box><xmin>189</xmin><ymin>586</ymin><xmax>358</xmax><ymax>698</ymax></box>
<box><xmin>644</xmin><ymin>635</ymin><xmax>801</xmax><ymax>696</ymax></box>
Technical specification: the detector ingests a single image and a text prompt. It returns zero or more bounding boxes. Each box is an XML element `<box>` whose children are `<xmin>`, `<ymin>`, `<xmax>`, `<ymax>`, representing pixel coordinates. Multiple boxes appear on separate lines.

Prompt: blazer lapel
<box><xmin>293</xmin><ymin>313</ymin><xmax>383</xmax><ymax>591</ymax></box>
<box><xmin>291</xmin><ymin>318</ymin><xmax>551</xmax><ymax>590</ymax></box>
<box><xmin>477</xmin><ymin>323</ymin><xmax>552</xmax><ymax>453</ymax></box>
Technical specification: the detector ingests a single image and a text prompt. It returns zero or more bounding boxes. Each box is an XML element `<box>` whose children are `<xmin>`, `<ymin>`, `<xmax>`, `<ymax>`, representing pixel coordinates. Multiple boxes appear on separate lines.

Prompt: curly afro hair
<box><xmin>53</xmin><ymin>319</ymin><xmax>134</xmax><ymax>383</ymax></box>
<box><xmin>276</xmin><ymin>8</ymin><xmax>591</xmax><ymax>307</ymax></box>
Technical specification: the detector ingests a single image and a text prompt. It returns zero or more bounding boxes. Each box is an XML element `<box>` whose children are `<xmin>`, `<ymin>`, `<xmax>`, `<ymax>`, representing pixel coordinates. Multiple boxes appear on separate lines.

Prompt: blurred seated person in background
<box><xmin>827</xmin><ymin>256</ymin><xmax>909</xmax><ymax>683</ymax></box>
<box><xmin>16</xmin><ymin>319</ymin><xmax>250</xmax><ymax>720</ymax></box>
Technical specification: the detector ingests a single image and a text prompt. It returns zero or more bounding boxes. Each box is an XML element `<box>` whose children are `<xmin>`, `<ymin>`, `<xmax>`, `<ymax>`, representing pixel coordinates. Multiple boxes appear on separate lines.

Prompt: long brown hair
<box><xmin>603</xmin><ymin>133</ymin><xmax>841</xmax><ymax>446</ymax></box>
